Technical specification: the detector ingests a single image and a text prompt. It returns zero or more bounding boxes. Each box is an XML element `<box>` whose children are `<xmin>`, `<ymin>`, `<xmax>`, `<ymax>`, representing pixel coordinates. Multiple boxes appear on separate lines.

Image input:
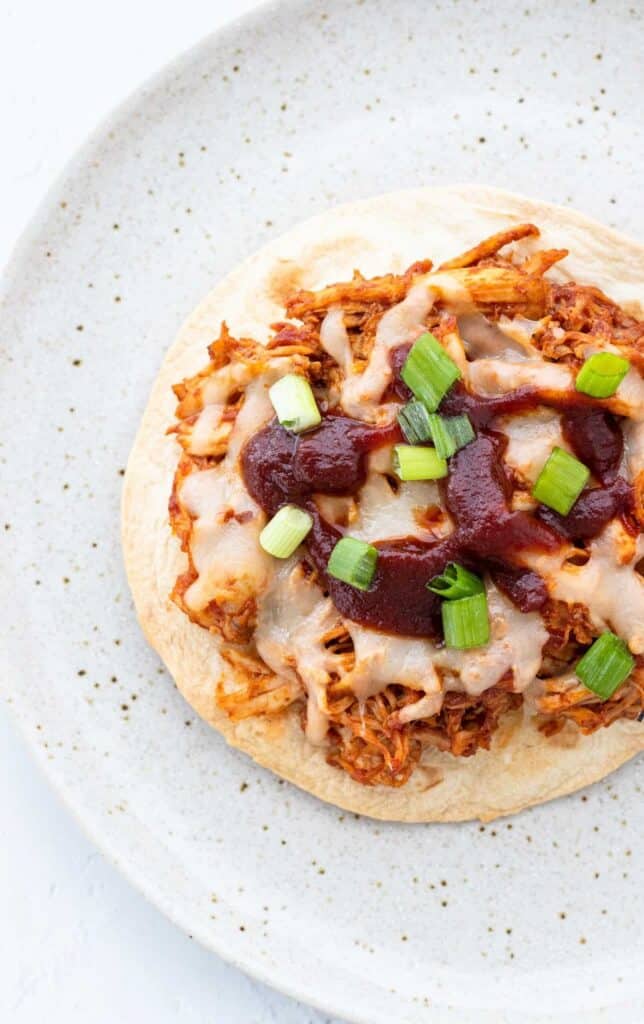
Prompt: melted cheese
<box><xmin>426</xmin><ymin>271</ymin><xmax>474</xmax><ymax>309</ymax></box>
<box><xmin>458</xmin><ymin>314</ymin><xmax>533</xmax><ymax>361</ymax></box>
<box><xmin>350</xmin><ymin>469</ymin><xmax>450</xmax><ymax>543</ymax></box>
<box><xmin>441</xmin><ymin>328</ymin><xmax>469</xmax><ymax>377</ymax></box>
<box><xmin>179</xmin><ymin>467</ymin><xmax>270</xmax><ymax>613</ymax></box>
<box><xmin>499</xmin><ymin>408</ymin><xmax>567</xmax><ymax>485</ymax></box>
<box><xmin>432</xmin><ymin>584</ymin><xmax>547</xmax><ymax>696</ymax></box>
<box><xmin>226</xmin><ymin>358</ymin><xmax>297</xmax><ymax>459</ymax></box>
<box><xmin>468</xmin><ymin>357</ymin><xmax>643</xmax><ymax>420</ymax></box>
<box><xmin>526</xmin><ymin>520</ymin><xmax>644</xmax><ymax>654</ymax></box>
<box><xmin>344</xmin><ymin>627</ymin><xmax>441</xmax><ymax>700</ymax></box>
<box><xmin>616</xmin><ymin>367</ymin><xmax>644</xmax><ymax>421</ymax></box>
<box><xmin>185</xmin><ymin>516</ymin><xmax>269</xmax><ymax>611</ymax></box>
<box><xmin>226</xmin><ymin>377</ymin><xmax>273</xmax><ymax>460</ymax></box>
<box><xmin>180</xmin><ymin>466</ymin><xmax>235</xmax><ymax>519</ymax></box>
<box><xmin>342</xmin><ymin>584</ymin><xmax>544</xmax><ymax>703</ymax></box>
<box><xmin>624</xmin><ymin>419</ymin><xmax>644</xmax><ymax>477</ymax></box>
<box><xmin>189</xmin><ymin>356</ymin><xmax>294</xmax><ymax>459</ymax></box>
<box><xmin>396</xmin><ymin>691</ymin><xmax>444</xmax><ymax>725</ymax></box>
<box><xmin>320</xmin><ymin>306</ymin><xmax>352</xmax><ymax>373</ymax></box>
<box><xmin>324</xmin><ymin>270</ymin><xmax>476</xmax><ymax>419</ymax></box>
<box><xmin>254</xmin><ymin>561</ymin><xmax>343</xmax><ymax>744</ymax></box>
<box><xmin>313</xmin><ymin>493</ymin><xmax>356</xmax><ymax>528</ymax></box>
<box><xmin>252</xmin><ymin>562</ymin><xmax>548</xmax><ymax>738</ymax></box>
<box><xmin>340</xmin><ymin>278</ymin><xmax>436</xmax><ymax>417</ymax></box>
<box><xmin>178</xmin><ymin>358</ymin><xmax>301</xmax><ymax>613</ymax></box>
<box><xmin>368</xmin><ymin>447</ymin><xmax>395</xmax><ymax>474</ymax></box>
<box><xmin>468</xmin><ymin>357</ymin><xmax>573</xmax><ymax>395</ymax></box>
<box><xmin>201</xmin><ymin>361</ymin><xmax>257</xmax><ymax>405</ymax></box>
<box><xmin>187</xmin><ymin>404</ymin><xmax>226</xmax><ymax>455</ymax></box>
<box><xmin>497</xmin><ymin>315</ymin><xmax>541</xmax><ymax>353</ymax></box>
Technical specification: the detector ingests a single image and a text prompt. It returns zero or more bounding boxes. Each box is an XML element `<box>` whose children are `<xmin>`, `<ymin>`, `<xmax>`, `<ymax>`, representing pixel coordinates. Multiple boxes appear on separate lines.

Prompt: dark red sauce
<box><xmin>243</xmin><ymin>421</ymin><xmax>563</xmax><ymax>637</ymax></box>
<box><xmin>387</xmin><ymin>343</ymin><xmax>413</xmax><ymax>401</ymax></box>
<box><xmin>487</xmin><ymin>564</ymin><xmax>549</xmax><ymax>613</ymax></box>
<box><xmin>306</xmin><ymin>512</ymin><xmax>454</xmax><ymax>636</ymax></box>
<box><xmin>536</xmin><ymin>476</ymin><xmax>633</xmax><ymax>540</ymax></box>
<box><xmin>242</xmin><ymin>414</ymin><xmax>401</xmax><ymax>514</ymax></box>
<box><xmin>241</xmin><ymin>358</ymin><xmax>633</xmax><ymax>638</ymax></box>
<box><xmin>441</xmin><ymin>381</ymin><xmax>552</xmax><ymax>427</ymax></box>
<box><xmin>444</xmin><ymin>433</ymin><xmax>561</xmax><ymax>555</ymax></box>
<box><xmin>560</xmin><ymin>408</ymin><xmax>623</xmax><ymax>484</ymax></box>
<box><xmin>388</xmin><ymin>348</ymin><xmax>553</xmax><ymax>424</ymax></box>
<box><xmin>440</xmin><ymin>433</ymin><xmax>559</xmax><ymax>614</ymax></box>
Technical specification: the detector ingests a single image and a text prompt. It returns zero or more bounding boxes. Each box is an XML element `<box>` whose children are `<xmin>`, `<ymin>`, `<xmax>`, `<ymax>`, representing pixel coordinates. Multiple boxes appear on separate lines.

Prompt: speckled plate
<box><xmin>2</xmin><ymin>1</ymin><xmax>643</xmax><ymax>1021</ymax></box>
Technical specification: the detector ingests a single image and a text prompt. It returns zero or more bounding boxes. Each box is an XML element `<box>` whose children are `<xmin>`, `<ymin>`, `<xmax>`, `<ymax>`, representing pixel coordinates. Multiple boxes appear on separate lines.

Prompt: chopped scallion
<box><xmin>401</xmin><ymin>332</ymin><xmax>461</xmax><ymax>411</ymax></box>
<box><xmin>259</xmin><ymin>505</ymin><xmax>313</xmax><ymax>559</ymax></box>
<box><xmin>392</xmin><ymin>444</ymin><xmax>448</xmax><ymax>481</ymax></box>
<box><xmin>445</xmin><ymin>413</ymin><xmax>475</xmax><ymax>451</ymax></box>
<box><xmin>427</xmin><ymin>412</ymin><xmax>475</xmax><ymax>459</ymax></box>
<box><xmin>442</xmin><ymin>591</ymin><xmax>490</xmax><ymax>649</ymax></box>
<box><xmin>427</xmin><ymin>562</ymin><xmax>484</xmax><ymax>599</ymax></box>
<box><xmin>575</xmin><ymin>631</ymin><xmax>635</xmax><ymax>699</ymax></box>
<box><xmin>575</xmin><ymin>352</ymin><xmax>630</xmax><ymax>399</ymax></box>
<box><xmin>269</xmin><ymin>373</ymin><xmax>321</xmax><ymax>433</ymax></box>
<box><xmin>531</xmin><ymin>447</ymin><xmax>590</xmax><ymax>516</ymax></box>
<box><xmin>398</xmin><ymin>401</ymin><xmax>433</xmax><ymax>444</ymax></box>
<box><xmin>327</xmin><ymin>537</ymin><xmax>378</xmax><ymax>591</ymax></box>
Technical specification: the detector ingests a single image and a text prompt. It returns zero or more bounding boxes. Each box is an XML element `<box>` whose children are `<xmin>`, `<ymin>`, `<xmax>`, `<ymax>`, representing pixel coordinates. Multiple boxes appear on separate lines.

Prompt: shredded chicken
<box><xmin>537</xmin><ymin>664</ymin><xmax>644</xmax><ymax>734</ymax></box>
<box><xmin>534</xmin><ymin>282</ymin><xmax>644</xmax><ymax>365</ymax></box>
<box><xmin>285</xmin><ymin>260</ymin><xmax>433</xmax><ymax>321</ymax></box>
<box><xmin>438</xmin><ymin>223</ymin><xmax>541</xmax><ymax>270</ymax></box>
<box><xmin>325</xmin><ymin>680</ymin><xmax>523</xmax><ymax>787</ymax></box>
<box><xmin>172</xmin><ymin>568</ymin><xmax>259</xmax><ymax>643</ymax></box>
<box><xmin>542</xmin><ymin>599</ymin><xmax>596</xmax><ymax>656</ymax></box>
<box><xmin>217</xmin><ymin>647</ymin><xmax>302</xmax><ymax>719</ymax></box>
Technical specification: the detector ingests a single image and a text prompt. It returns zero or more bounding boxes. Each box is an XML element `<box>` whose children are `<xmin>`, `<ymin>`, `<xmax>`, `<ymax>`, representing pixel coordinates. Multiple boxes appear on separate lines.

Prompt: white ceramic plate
<box><xmin>2</xmin><ymin>2</ymin><xmax>643</xmax><ymax>1021</ymax></box>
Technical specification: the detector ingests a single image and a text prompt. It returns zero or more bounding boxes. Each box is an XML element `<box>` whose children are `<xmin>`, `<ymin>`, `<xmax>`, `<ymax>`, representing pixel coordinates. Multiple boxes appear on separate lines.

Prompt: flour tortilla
<box><xmin>122</xmin><ymin>185</ymin><xmax>644</xmax><ymax>822</ymax></box>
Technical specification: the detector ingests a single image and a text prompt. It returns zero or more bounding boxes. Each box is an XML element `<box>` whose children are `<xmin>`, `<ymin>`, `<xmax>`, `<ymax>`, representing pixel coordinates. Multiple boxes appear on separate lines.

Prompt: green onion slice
<box><xmin>427</xmin><ymin>413</ymin><xmax>475</xmax><ymax>459</ymax></box>
<box><xmin>531</xmin><ymin>446</ymin><xmax>590</xmax><ymax>516</ymax></box>
<box><xmin>259</xmin><ymin>505</ymin><xmax>313</xmax><ymax>559</ymax></box>
<box><xmin>327</xmin><ymin>536</ymin><xmax>378</xmax><ymax>591</ymax></box>
<box><xmin>427</xmin><ymin>562</ymin><xmax>484</xmax><ymax>599</ymax></box>
<box><xmin>575</xmin><ymin>352</ymin><xmax>630</xmax><ymax>399</ymax></box>
<box><xmin>268</xmin><ymin>373</ymin><xmax>321</xmax><ymax>433</ymax></box>
<box><xmin>575</xmin><ymin>631</ymin><xmax>635</xmax><ymax>700</ymax></box>
<box><xmin>392</xmin><ymin>444</ymin><xmax>448</xmax><ymax>481</ymax></box>
<box><xmin>401</xmin><ymin>332</ymin><xmax>461</xmax><ymax>411</ymax></box>
<box><xmin>398</xmin><ymin>401</ymin><xmax>433</xmax><ymax>444</ymax></box>
<box><xmin>442</xmin><ymin>591</ymin><xmax>490</xmax><ymax>649</ymax></box>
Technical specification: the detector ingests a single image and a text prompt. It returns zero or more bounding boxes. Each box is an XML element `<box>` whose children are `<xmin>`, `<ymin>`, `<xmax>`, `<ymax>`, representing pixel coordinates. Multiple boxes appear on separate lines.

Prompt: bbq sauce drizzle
<box><xmin>241</xmin><ymin>353</ymin><xmax>631</xmax><ymax>639</ymax></box>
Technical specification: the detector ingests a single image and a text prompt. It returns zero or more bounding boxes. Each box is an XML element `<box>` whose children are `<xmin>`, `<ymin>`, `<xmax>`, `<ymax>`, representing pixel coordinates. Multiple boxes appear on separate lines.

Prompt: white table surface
<box><xmin>0</xmin><ymin>2</ymin><xmax>341</xmax><ymax>1020</ymax></box>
